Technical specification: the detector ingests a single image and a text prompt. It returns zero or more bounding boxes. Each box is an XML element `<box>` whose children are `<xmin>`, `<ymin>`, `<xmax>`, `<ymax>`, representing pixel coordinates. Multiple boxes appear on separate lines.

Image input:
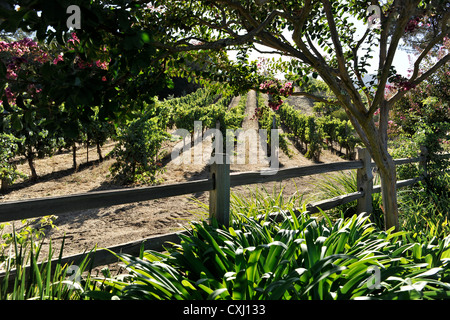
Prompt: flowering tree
<box><xmin>0</xmin><ymin>37</ymin><xmax>62</xmax><ymax>179</ymax></box>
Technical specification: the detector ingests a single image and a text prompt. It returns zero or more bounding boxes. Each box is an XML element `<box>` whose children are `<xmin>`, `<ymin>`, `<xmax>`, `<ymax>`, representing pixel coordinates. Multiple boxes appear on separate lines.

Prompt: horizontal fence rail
<box><xmin>0</xmin><ymin>147</ymin><xmax>448</xmax><ymax>286</ymax></box>
<box><xmin>230</xmin><ymin>161</ymin><xmax>364</xmax><ymax>187</ymax></box>
<box><xmin>0</xmin><ymin>178</ymin><xmax>214</xmax><ymax>223</ymax></box>
<box><xmin>0</xmin><ymin>161</ymin><xmax>363</xmax><ymax>222</ymax></box>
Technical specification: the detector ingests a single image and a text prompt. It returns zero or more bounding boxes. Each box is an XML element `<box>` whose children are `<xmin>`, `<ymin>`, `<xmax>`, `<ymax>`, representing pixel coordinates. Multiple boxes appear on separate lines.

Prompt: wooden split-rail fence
<box><xmin>0</xmin><ymin>146</ymin><xmax>445</xmax><ymax>283</ymax></box>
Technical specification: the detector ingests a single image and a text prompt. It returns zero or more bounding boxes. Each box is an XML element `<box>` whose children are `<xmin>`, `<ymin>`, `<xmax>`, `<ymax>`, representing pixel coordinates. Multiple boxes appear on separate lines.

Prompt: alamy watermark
<box><xmin>367</xmin><ymin>4</ymin><xmax>382</xmax><ymax>30</ymax></box>
<box><xmin>366</xmin><ymin>265</ymin><xmax>382</xmax><ymax>290</ymax></box>
<box><xmin>171</xmin><ymin>121</ymin><xmax>280</xmax><ymax>175</ymax></box>
<box><xmin>65</xmin><ymin>265</ymin><xmax>83</xmax><ymax>290</ymax></box>
<box><xmin>66</xmin><ymin>5</ymin><xmax>81</xmax><ymax>30</ymax></box>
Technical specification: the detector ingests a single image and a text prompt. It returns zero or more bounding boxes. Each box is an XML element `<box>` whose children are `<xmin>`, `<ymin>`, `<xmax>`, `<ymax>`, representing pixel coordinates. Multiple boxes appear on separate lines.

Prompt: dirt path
<box><xmin>0</xmin><ymin>90</ymin><xmax>348</xmax><ymax>264</ymax></box>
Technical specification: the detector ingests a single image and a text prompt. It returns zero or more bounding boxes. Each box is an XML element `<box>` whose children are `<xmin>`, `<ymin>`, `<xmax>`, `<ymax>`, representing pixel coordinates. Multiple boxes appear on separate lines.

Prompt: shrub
<box><xmin>256</xmin><ymin>93</ymin><xmax>290</xmax><ymax>157</ymax></box>
<box><xmin>110</xmin><ymin>100</ymin><xmax>170</xmax><ymax>184</ymax></box>
<box><xmin>0</xmin><ymin>133</ymin><xmax>26</xmax><ymax>192</ymax></box>
<box><xmin>84</xmin><ymin>182</ymin><xmax>450</xmax><ymax>301</ymax></box>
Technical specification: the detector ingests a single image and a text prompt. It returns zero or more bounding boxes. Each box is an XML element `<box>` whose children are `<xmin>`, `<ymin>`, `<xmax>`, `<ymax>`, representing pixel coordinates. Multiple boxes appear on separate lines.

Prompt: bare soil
<box><xmin>0</xmin><ymin>90</ymin><xmax>348</xmax><ymax>265</ymax></box>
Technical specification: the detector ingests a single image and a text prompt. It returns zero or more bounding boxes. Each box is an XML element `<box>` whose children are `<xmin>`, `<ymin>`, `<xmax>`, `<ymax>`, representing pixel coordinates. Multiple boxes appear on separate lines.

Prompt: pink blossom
<box><xmin>5</xmin><ymin>87</ymin><xmax>15</xmax><ymax>102</ymax></box>
<box><xmin>6</xmin><ymin>69</ymin><xmax>17</xmax><ymax>80</ymax></box>
<box><xmin>95</xmin><ymin>60</ymin><xmax>108</xmax><ymax>70</ymax></box>
<box><xmin>53</xmin><ymin>54</ymin><xmax>64</xmax><ymax>64</ymax></box>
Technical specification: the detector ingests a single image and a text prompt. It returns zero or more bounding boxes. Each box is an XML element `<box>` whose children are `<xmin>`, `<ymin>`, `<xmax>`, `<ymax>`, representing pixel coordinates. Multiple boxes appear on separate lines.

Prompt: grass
<box><xmin>0</xmin><ymin>231</ymin><xmax>95</xmax><ymax>300</ymax></box>
<box><xmin>398</xmin><ymin>172</ymin><xmax>450</xmax><ymax>241</ymax></box>
<box><xmin>313</xmin><ymin>170</ymin><xmax>384</xmax><ymax>229</ymax></box>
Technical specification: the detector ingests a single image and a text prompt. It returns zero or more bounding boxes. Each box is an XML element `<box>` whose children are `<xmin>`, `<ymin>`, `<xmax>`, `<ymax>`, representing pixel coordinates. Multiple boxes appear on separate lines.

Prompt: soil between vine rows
<box><xmin>0</xmin><ymin>91</ymin><xmax>348</xmax><ymax>267</ymax></box>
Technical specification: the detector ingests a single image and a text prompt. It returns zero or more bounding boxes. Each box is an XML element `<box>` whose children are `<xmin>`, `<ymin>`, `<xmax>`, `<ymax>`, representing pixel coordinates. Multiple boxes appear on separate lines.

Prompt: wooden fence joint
<box><xmin>209</xmin><ymin>153</ymin><xmax>230</xmax><ymax>228</ymax></box>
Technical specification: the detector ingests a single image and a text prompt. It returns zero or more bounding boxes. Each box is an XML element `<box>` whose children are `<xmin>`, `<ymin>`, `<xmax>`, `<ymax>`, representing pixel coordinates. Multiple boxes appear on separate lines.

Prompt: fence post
<box><xmin>419</xmin><ymin>146</ymin><xmax>428</xmax><ymax>178</ymax></box>
<box><xmin>209</xmin><ymin>153</ymin><xmax>230</xmax><ymax>228</ymax></box>
<box><xmin>357</xmin><ymin>148</ymin><xmax>373</xmax><ymax>216</ymax></box>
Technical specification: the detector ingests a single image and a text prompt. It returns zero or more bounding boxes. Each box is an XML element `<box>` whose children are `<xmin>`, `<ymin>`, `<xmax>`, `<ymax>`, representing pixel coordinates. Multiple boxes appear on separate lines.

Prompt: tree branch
<box><xmin>370</xmin><ymin>0</ymin><xmax>421</xmax><ymax>115</ymax></box>
<box><xmin>321</xmin><ymin>0</ymin><xmax>348</xmax><ymax>77</ymax></box>
<box><xmin>153</xmin><ymin>9</ymin><xmax>282</xmax><ymax>53</ymax></box>
<box><xmin>250</xmin><ymin>44</ymin><xmax>290</xmax><ymax>56</ymax></box>
<box><xmin>409</xmin><ymin>27</ymin><xmax>448</xmax><ymax>81</ymax></box>
<box><xmin>386</xmin><ymin>53</ymin><xmax>450</xmax><ymax>109</ymax></box>
<box><xmin>321</xmin><ymin>0</ymin><xmax>367</xmax><ymax>114</ymax></box>
<box><xmin>351</xmin><ymin>29</ymin><xmax>373</xmax><ymax>105</ymax></box>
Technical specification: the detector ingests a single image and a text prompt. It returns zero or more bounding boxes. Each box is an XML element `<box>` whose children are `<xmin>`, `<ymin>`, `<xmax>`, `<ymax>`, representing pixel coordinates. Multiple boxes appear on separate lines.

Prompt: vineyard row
<box><xmin>278</xmin><ymin>103</ymin><xmax>360</xmax><ymax>161</ymax></box>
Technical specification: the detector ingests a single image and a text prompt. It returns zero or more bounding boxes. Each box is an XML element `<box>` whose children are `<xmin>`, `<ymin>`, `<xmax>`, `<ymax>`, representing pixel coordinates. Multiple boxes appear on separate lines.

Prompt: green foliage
<box><xmin>229</xmin><ymin>184</ymin><xmax>305</xmax><ymax>221</ymax></box>
<box><xmin>163</xmin><ymin>84</ymin><xmax>245</xmax><ymax>138</ymax></box>
<box><xmin>399</xmin><ymin>172</ymin><xmax>450</xmax><ymax>241</ymax></box>
<box><xmin>109</xmin><ymin>100</ymin><xmax>170</xmax><ymax>184</ymax></box>
<box><xmin>0</xmin><ymin>133</ymin><xmax>26</xmax><ymax>190</ymax></box>
<box><xmin>2</xmin><ymin>99</ymin><xmax>60</xmax><ymax>180</ymax></box>
<box><xmin>255</xmin><ymin>93</ymin><xmax>290</xmax><ymax>157</ymax></box>
<box><xmin>389</xmin><ymin>128</ymin><xmax>450</xmax><ymax>181</ymax></box>
<box><xmin>305</xmin><ymin>116</ymin><xmax>322</xmax><ymax>161</ymax></box>
<box><xmin>1</xmin><ymin>216</ymin><xmax>57</xmax><ymax>268</ymax></box>
<box><xmin>389</xmin><ymin>42</ymin><xmax>449</xmax><ymax>173</ymax></box>
<box><xmin>0</xmin><ymin>228</ymin><xmax>94</xmax><ymax>300</ymax></box>
<box><xmin>412</xmin><ymin>122</ymin><xmax>450</xmax><ymax>173</ymax></box>
<box><xmin>279</xmin><ymin>103</ymin><xmax>360</xmax><ymax>161</ymax></box>
<box><xmin>314</xmin><ymin>171</ymin><xmax>384</xmax><ymax>230</ymax></box>
<box><xmin>225</xmin><ymin>93</ymin><xmax>247</xmax><ymax>130</ymax></box>
<box><xmin>389</xmin><ymin>135</ymin><xmax>423</xmax><ymax>180</ymax></box>
<box><xmin>88</xmin><ymin>209</ymin><xmax>450</xmax><ymax>300</ymax></box>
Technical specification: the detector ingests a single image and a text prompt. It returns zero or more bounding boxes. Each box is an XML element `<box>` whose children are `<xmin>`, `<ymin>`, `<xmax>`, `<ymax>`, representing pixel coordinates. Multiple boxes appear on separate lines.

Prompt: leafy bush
<box><xmin>389</xmin><ymin>135</ymin><xmax>422</xmax><ymax>180</ymax></box>
<box><xmin>83</xmin><ymin>183</ymin><xmax>450</xmax><ymax>300</ymax></box>
<box><xmin>305</xmin><ymin>116</ymin><xmax>322</xmax><ymax>161</ymax></box>
<box><xmin>256</xmin><ymin>93</ymin><xmax>290</xmax><ymax>157</ymax></box>
<box><xmin>279</xmin><ymin>103</ymin><xmax>359</xmax><ymax>160</ymax></box>
<box><xmin>0</xmin><ymin>216</ymin><xmax>56</xmax><ymax>266</ymax></box>
<box><xmin>110</xmin><ymin>100</ymin><xmax>170</xmax><ymax>184</ymax></box>
<box><xmin>389</xmin><ymin>126</ymin><xmax>450</xmax><ymax>180</ymax></box>
<box><xmin>0</xmin><ymin>133</ymin><xmax>26</xmax><ymax>192</ymax></box>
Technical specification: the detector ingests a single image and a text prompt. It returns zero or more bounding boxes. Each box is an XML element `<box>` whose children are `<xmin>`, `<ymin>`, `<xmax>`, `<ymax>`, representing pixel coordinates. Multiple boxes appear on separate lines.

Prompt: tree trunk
<box><xmin>367</xmin><ymin>147</ymin><xmax>400</xmax><ymax>231</ymax></box>
<box><xmin>97</xmin><ymin>141</ymin><xmax>103</xmax><ymax>161</ymax></box>
<box><xmin>378</xmin><ymin>160</ymin><xmax>399</xmax><ymax>231</ymax></box>
<box><xmin>72</xmin><ymin>143</ymin><xmax>77</xmax><ymax>169</ymax></box>
<box><xmin>27</xmin><ymin>153</ymin><xmax>38</xmax><ymax>181</ymax></box>
<box><xmin>1</xmin><ymin>178</ymin><xmax>8</xmax><ymax>193</ymax></box>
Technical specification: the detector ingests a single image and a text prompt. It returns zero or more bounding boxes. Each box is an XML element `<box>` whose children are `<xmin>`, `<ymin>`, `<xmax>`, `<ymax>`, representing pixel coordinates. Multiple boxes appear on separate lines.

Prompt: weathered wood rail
<box><xmin>0</xmin><ymin>147</ymin><xmax>446</xmax><ymax>283</ymax></box>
